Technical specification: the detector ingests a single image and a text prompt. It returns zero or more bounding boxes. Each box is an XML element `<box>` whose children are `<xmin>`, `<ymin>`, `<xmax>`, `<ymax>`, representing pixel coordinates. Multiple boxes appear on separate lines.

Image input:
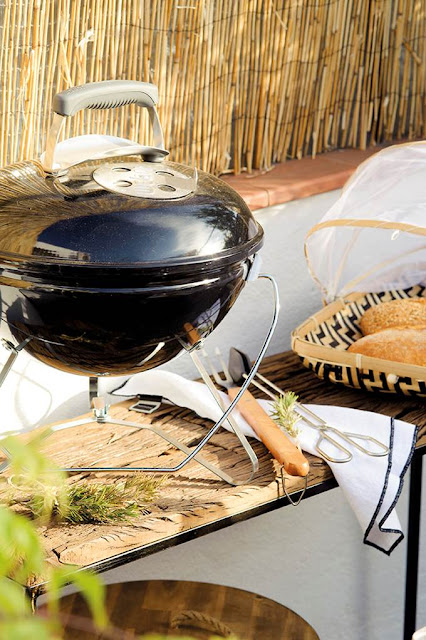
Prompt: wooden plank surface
<box><xmin>4</xmin><ymin>351</ymin><xmax>424</xmax><ymax>589</ymax></box>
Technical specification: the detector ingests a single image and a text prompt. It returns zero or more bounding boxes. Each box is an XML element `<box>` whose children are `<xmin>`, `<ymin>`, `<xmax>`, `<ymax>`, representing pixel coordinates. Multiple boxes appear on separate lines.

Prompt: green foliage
<box><xmin>47</xmin><ymin>566</ymin><xmax>108</xmax><ymax>629</ymax></box>
<box><xmin>0</xmin><ymin>617</ymin><xmax>56</xmax><ymax>640</ymax></box>
<box><xmin>3</xmin><ymin>458</ymin><xmax>166</xmax><ymax>526</ymax></box>
<box><xmin>54</xmin><ymin>475</ymin><xmax>165</xmax><ymax>525</ymax></box>
<box><xmin>0</xmin><ymin>431</ymin><xmax>107</xmax><ymax>638</ymax></box>
<box><xmin>0</xmin><ymin>508</ymin><xmax>44</xmax><ymax>583</ymax></box>
<box><xmin>0</xmin><ymin>578</ymin><xmax>31</xmax><ymax>616</ymax></box>
<box><xmin>0</xmin><ymin>430</ymin><xmax>68</xmax><ymax>524</ymax></box>
<box><xmin>271</xmin><ymin>391</ymin><xmax>301</xmax><ymax>440</ymax></box>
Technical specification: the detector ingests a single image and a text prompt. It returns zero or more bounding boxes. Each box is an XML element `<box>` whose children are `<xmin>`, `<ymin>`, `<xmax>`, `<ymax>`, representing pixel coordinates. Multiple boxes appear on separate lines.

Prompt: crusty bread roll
<box><xmin>360</xmin><ymin>298</ymin><xmax>426</xmax><ymax>335</ymax></box>
<box><xmin>348</xmin><ymin>328</ymin><xmax>426</xmax><ymax>366</ymax></box>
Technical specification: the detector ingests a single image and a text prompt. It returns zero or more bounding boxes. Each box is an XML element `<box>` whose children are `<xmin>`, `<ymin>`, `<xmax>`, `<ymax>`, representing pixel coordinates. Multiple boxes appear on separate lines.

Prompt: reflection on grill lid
<box><xmin>0</xmin><ymin>159</ymin><xmax>262</xmax><ymax>270</ymax></box>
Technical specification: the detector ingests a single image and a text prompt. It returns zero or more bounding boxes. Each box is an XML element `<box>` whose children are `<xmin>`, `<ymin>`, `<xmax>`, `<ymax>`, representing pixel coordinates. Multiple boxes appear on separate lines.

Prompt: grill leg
<box><xmin>404</xmin><ymin>452</ymin><xmax>423</xmax><ymax>640</ymax></box>
<box><xmin>89</xmin><ymin>376</ymin><xmax>98</xmax><ymax>405</ymax></box>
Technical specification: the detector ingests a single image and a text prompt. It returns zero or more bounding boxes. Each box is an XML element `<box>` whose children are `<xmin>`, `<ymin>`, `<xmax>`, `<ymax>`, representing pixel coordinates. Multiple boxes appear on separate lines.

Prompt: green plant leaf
<box><xmin>1</xmin><ymin>431</ymin><xmax>68</xmax><ymax>524</ymax></box>
<box><xmin>67</xmin><ymin>570</ymin><xmax>107</xmax><ymax>629</ymax></box>
<box><xmin>271</xmin><ymin>391</ymin><xmax>301</xmax><ymax>439</ymax></box>
<box><xmin>47</xmin><ymin>566</ymin><xmax>107</xmax><ymax>629</ymax></box>
<box><xmin>0</xmin><ymin>507</ymin><xmax>44</xmax><ymax>578</ymax></box>
<box><xmin>0</xmin><ymin>617</ymin><xmax>55</xmax><ymax>640</ymax></box>
<box><xmin>0</xmin><ymin>578</ymin><xmax>31</xmax><ymax>616</ymax></box>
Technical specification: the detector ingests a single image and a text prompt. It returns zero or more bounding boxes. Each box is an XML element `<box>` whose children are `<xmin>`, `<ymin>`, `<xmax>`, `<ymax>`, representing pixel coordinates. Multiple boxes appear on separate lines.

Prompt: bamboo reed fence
<box><xmin>0</xmin><ymin>0</ymin><xmax>424</xmax><ymax>175</ymax></box>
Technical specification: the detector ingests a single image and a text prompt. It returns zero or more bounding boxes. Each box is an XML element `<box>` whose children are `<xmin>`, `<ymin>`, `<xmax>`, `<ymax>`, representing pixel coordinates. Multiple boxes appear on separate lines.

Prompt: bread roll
<box><xmin>348</xmin><ymin>328</ymin><xmax>426</xmax><ymax>366</ymax></box>
<box><xmin>360</xmin><ymin>298</ymin><xmax>426</xmax><ymax>335</ymax></box>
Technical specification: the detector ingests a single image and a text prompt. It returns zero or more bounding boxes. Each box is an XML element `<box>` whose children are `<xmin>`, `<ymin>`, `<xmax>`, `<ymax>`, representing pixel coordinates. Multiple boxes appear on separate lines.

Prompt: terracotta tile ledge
<box><xmin>221</xmin><ymin>146</ymin><xmax>386</xmax><ymax>211</ymax></box>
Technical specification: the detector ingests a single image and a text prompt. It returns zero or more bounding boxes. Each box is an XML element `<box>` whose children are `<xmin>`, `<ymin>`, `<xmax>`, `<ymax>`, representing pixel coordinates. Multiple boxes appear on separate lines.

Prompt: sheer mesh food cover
<box><xmin>305</xmin><ymin>142</ymin><xmax>426</xmax><ymax>302</ymax></box>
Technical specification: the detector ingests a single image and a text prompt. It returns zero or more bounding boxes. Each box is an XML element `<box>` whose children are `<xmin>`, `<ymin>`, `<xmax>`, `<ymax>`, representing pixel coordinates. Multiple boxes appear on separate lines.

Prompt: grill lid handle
<box><xmin>52</xmin><ymin>80</ymin><xmax>159</xmax><ymax>117</ymax></box>
<box><xmin>43</xmin><ymin>81</ymin><xmax>166</xmax><ymax>174</ymax></box>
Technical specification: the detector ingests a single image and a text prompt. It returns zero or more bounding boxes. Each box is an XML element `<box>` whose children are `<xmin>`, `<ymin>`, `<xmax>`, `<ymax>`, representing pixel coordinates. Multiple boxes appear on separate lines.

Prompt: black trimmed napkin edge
<box><xmin>364</xmin><ymin>417</ymin><xmax>418</xmax><ymax>556</ymax></box>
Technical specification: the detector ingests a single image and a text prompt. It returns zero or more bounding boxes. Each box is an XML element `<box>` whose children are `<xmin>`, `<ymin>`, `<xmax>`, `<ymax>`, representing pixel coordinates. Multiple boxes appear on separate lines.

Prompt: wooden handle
<box><xmin>227</xmin><ymin>387</ymin><xmax>310</xmax><ymax>477</ymax></box>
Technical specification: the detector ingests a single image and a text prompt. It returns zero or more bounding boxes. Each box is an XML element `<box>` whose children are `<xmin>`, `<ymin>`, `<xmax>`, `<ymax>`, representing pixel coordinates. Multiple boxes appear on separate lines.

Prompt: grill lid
<box><xmin>0</xmin><ymin>81</ymin><xmax>263</xmax><ymax>274</ymax></box>
<box><xmin>0</xmin><ymin>157</ymin><xmax>262</xmax><ymax>270</ymax></box>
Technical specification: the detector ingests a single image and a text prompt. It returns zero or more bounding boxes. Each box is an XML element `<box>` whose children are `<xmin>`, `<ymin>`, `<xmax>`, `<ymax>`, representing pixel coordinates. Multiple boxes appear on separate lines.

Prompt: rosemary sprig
<box><xmin>270</xmin><ymin>391</ymin><xmax>301</xmax><ymax>440</ymax></box>
<box><xmin>3</xmin><ymin>475</ymin><xmax>167</xmax><ymax>525</ymax></box>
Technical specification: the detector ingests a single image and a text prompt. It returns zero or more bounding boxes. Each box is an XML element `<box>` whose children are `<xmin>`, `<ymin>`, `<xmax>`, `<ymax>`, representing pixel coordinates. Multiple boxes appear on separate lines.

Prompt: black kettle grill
<box><xmin>0</xmin><ymin>81</ymin><xmax>279</xmax><ymax>484</ymax></box>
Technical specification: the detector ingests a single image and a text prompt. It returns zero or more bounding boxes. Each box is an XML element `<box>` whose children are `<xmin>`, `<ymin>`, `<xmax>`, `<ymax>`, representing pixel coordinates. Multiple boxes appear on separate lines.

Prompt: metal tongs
<box><xmin>228</xmin><ymin>348</ymin><xmax>390</xmax><ymax>464</ymax></box>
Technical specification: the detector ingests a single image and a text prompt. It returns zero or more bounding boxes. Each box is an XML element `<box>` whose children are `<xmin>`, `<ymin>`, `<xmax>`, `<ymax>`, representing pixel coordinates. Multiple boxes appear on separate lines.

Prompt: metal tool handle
<box><xmin>331</xmin><ymin>430</ymin><xmax>390</xmax><ymax>458</ymax></box>
<box><xmin>315</xmin><ymin>431</ymin><xmax>353</xmax><ymax>463</ymax></box>
<box><xmin>44</xmin><ymin>81</ymin><xmax>166</xmax><ymax>173</ymax></box>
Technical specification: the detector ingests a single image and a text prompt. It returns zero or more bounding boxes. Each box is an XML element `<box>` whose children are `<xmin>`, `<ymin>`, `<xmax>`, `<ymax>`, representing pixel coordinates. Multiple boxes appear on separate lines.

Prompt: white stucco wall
<box><xmin>2</xmin><ymin>189</ymin><xmax>424</xmax><ymax>639</ymax></box>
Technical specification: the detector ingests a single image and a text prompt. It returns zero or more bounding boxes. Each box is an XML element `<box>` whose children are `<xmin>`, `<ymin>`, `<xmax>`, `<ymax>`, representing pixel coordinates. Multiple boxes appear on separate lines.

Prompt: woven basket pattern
<box><xmin>295</xmin><ymin>285</ymin><xmax>426</xmax><ymax>397</ymax></box>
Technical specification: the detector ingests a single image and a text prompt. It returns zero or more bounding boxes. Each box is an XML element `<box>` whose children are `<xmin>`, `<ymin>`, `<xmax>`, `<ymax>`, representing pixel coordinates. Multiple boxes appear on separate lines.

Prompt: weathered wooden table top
<box><xmin>7</xmin><ymin>351</ymin><xmax>424</xmax><ymax>591</ymax></box>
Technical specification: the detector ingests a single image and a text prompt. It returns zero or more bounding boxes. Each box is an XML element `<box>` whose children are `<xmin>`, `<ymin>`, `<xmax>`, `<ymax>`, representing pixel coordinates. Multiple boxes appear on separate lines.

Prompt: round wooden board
<box><xmin>39</xmin><ymin>579</ymin><xmax>320</xmax><ymax>639</ymax></box>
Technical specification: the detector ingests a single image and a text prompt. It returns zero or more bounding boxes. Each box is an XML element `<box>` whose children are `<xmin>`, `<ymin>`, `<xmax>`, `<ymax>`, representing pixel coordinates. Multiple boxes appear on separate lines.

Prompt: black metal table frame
<box><xmin>27</xmin><ymin>447</ymin><xmax>424</xmax><ymax>640</ymax></box>
<box><xmin>404</xmin><ymin>448</ymin><xmax>424</xmax><ymax>640</ymax></box>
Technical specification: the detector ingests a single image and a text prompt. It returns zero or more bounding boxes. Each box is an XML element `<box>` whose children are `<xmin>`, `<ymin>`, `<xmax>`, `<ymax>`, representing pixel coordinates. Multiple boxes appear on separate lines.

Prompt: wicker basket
<box><xmin>294</xmin><ymin>143</ymin><xmax>426</xmax><ymax>398</ymax></box>
<box><xmin>292</xmin><ymin>285</ymin><xmax>426</xmax><ymax>398</ymax></box>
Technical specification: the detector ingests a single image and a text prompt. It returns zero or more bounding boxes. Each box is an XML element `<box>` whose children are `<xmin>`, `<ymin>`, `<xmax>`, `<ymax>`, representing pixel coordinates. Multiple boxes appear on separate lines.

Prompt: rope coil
<box><xmin>171</xmin><ymin>609</ymin><xmax>238</xmax><ymax>638</ymax></box>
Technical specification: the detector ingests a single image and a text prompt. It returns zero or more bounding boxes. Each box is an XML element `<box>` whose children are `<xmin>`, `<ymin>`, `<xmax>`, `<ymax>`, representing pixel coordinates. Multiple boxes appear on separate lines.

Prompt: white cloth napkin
<box><xmin>111</xmin><ymin>370</ymin><xmax>417</xmax><ymax>554</ymax></box>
